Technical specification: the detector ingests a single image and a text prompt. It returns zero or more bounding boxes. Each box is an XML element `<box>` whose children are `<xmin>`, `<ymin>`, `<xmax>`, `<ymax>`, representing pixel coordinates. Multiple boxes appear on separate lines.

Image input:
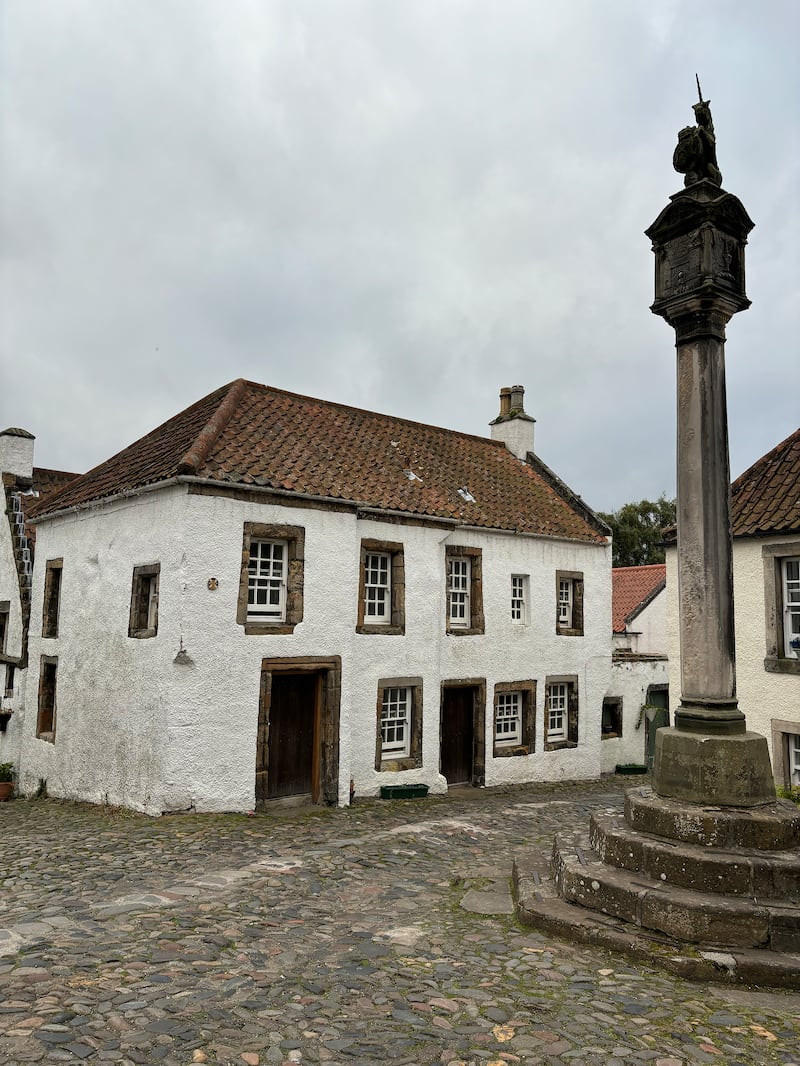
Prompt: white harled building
<box><xmin>2</xmin><ymin>382</ymin><xmax>612</xmax><ymax>814</ymax></box>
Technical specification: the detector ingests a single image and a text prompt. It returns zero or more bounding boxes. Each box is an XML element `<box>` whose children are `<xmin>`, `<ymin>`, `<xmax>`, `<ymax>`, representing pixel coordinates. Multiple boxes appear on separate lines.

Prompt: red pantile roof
<box><xmin>612</xmin><ymin>564</ymin><xmax>666</xmax><ymax>633</ymax></box>
<box><xmin>731</xmin><ymin>427</ymin><xmax>800</xmax><ymax>537</ymax></box>
<box><xmin>32</xmin><ymin>380</ymin><xmax>606</xmax><ymax>542</ymax></box>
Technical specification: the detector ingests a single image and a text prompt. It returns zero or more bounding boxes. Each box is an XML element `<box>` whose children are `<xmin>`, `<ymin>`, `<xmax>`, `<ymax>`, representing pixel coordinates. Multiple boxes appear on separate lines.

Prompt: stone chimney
<box><xmin>489</xmin><ymin>385</ymin><xmax>535</xmax><ymax>460</ymax></box>
<box><xmin>0</xmin><ymin>428</ymin><xmax>35</xmax><ymax>481</ymax></box>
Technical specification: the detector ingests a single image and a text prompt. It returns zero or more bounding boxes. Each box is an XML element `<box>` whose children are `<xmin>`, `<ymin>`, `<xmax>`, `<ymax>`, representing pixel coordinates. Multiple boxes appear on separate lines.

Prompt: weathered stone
<box><xmin>653</xmin><ymin>729</ymin><xmax>776</xmax><ymax>807</ymax></box>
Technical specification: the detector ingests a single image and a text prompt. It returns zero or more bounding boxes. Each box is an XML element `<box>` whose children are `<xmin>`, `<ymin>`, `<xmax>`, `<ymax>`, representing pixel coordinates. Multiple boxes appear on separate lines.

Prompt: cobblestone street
<box><xmin>1</xmin><ymin>779</ymin><xmax>798</xmax><ymax>1066</ymax></box>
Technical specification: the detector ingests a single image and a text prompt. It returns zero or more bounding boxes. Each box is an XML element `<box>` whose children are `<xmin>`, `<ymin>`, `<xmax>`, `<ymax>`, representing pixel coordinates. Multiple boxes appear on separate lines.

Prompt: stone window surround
<box><xmin>357</xmin><ymin>539</ymin><xmax>405</xmax><ymax>635</ymax></box>
<box><xmin>493</xmin><ymin>680</ymin><xmax>536</xmax><ymax>758</ymax></box>
<box><xmin>375</xmin><ymin>676</ymin><xmax>423</xmax><ymax>772</ymax></box>
<box><xmin>128</xmin><ymin>562</ymin><xmax>160</xmax><ymax>639</ymax></box>
<box><xmin>41</xmin><ymin>558</ymin><xmax>63</xmax><ymax>639</ymax></box>
<box><xmin>238</xmin><ymin>522</ymin><xmax>305</xmax><ymax>635</ymax></box>
<box><xmin>445</xmin><ymin>546</ymin><xmax>485</xmax><ymax>636</ymax></box>
<box><xmin>762</xmin><ymin>541</ymin><xmax>800</xmax><ymax>676</ymax></box>
<box><xmin>602</xmin><ymin>696</ymin><xmax>623</xmax><ymax>739</ymax></box>
<box><xmin>37</xmin><ymin>654</ymin><xmax>57</xmax><ymax>742</ymax></box>
<box><xmin>770</xmin><ymin>718</ymin><xmax>800</xmax><ymax>789</ymax></box>
<box><xmin>556</xmin><ymin>570</ymin><xmax>584</xmax><ymax>637</ymax></box>
<box><xmin>544</xmin><ymin>674</ymin><xmax>579</xmax><ymax>751</ymax></box>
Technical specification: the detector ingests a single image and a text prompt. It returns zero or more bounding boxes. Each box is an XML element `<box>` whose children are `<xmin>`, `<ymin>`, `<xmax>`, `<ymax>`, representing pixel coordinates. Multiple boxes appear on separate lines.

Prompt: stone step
<box><xmin>624</xmin><ymin>786</ymin><xmax>800</xmax><ymax>850</ymax></box>
<box><xmin>513</xmin><ymin>853</ymin><xmax>800</xmax><ymax>989</ymax></box>
<box><xmin>589</xmin><ymin>812</ymin><xmax>800</xmax><ymax>900</ymax></box>
<box><xmin>553</xmin><ymin>833</ymin><xmax>800</xmax><ymax>951</ymax></box>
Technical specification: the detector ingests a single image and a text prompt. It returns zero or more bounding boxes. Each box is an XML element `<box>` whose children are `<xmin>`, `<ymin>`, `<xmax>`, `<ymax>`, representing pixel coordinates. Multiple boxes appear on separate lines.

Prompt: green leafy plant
<box><xmin>776</xmin><ymin>784</ymin><xmax>800</xmax><ymax>807</ymax></box>
<box><xmin>0</xmin><ymin>762</ymin><xmax>13</xmax><ymax>782</ymax></box>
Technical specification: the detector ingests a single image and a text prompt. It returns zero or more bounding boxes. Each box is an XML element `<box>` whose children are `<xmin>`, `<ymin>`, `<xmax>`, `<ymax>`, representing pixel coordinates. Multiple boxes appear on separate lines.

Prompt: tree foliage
<box><xmin>598</xmin><ymin>496</ymin><xmax>677</xmax><ymax>568</ymax></box>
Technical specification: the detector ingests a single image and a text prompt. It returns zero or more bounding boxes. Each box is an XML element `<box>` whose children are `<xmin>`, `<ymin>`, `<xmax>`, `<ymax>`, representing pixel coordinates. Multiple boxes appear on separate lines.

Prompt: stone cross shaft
<box><xmin>645</xmin><ymin>177</ymin><xmax>775</xmax><ymax>806</ymax></box>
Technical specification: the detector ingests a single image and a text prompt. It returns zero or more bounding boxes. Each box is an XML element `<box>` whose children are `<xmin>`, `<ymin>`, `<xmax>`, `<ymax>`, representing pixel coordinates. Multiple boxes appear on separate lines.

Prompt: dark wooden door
<box><xmin>441</xmin><ymin>687</ymin><xmax>474</xmax><ymax>785</ymax></box>
<box><xmin>263</xmin><ymin>673</ymin><xmax>320</xmax><ymax>800</ymax></box>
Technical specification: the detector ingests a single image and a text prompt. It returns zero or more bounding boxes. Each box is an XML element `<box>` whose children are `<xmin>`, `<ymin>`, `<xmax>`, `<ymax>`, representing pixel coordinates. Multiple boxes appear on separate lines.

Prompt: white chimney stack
<box><xmin>489</xmin><ymin>385</ymin><xmax>535</xmax><ymax>460</ymax></box>
<box><xmin>0</xmin><ymin>428</ymin><xmax>35</xmax><ymax>481</ymax></box>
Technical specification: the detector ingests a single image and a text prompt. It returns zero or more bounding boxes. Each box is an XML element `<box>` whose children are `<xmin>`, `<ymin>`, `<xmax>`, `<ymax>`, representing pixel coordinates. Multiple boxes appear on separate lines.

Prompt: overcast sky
<box><xmin>1</xmin><ymin>1</ymin><xmax>798</xmax><ymax>512</ymax></box>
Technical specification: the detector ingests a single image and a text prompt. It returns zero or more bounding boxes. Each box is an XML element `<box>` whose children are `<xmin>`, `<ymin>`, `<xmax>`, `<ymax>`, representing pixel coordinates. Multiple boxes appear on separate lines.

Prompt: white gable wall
<box><xmin>19</xmin><ymin>485</ymin><xmax>611</xmax><ymax>812</ymax></box>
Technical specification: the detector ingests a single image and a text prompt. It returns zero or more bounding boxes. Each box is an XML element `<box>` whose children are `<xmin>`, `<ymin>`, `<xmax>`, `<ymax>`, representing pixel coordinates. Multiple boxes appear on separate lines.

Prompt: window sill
<box><xmin>357</xmin><ymin>623</ymin><xmax>405</xmax><ymax>636</ymax></box>
<box><xmin>128</xmin><ymin>628</ymin><xmax>157</xmax><ymax>640</ymax></box>
<box><xmin>601</xmin><ymin>732</ymin><xmax>621</xmax><ymax>740</ymax></box>
<box><xmin>544</xmin><ymin>739</ymin><xmax>577</xmax><ymax>751</ymax></box>
<box><xmin>379</xmin><ymin>757</ymin><xmax>421</xmax><ymax>772</ymax></box>
<box><xmin>41</xmin><ymin>632</ymin><xmax>59</xmax><ymax>640</ymax></box>
<box><xmin>447</xmin><ymin>627</ymin><xmax>485</xmax><ymax>637</ymax></box>
<box><xmin>764</xmin><ymin>656</ymin><xmax>800</xmax><ymax>676</ymax></box>
<box><xmin>556</xmin><ymin>627</ymin><xmax>584</xmax><ymax>637</ymax></box>
<box><xmin>36</xmin><ymin>731</ymin><xmax>55</xmax><ymax>744</ymax></box>
<box><xmin>244</xmin><ymin>622</ymin><xmax>297</xmax><ymax>636</ymax></box>
<box><xmin>494</xmin><ymin>745</ymin><xmax>530</xmax><ymax>758</ymax></box>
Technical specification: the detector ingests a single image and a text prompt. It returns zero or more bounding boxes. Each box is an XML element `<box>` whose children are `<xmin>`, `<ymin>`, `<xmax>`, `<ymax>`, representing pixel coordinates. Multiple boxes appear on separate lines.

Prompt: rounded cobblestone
<box><xmin>1</xmin><ymin>779</ymin><xmax>798</xmax><ymax>1065</ymax></box>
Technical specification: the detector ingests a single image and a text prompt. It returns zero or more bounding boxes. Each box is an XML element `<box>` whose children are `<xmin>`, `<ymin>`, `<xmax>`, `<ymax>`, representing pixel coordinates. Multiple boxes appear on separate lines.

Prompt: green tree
<box><xmin>598</xmin><ymin>495</ymin><xmax>677</xmax><ymax>568</ymax></box>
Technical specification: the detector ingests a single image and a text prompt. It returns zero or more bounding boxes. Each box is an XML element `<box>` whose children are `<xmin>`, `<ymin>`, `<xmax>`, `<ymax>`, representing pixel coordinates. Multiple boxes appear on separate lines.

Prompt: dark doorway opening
<box><xmin>440</xmin><ymin>680</ymin><xmax>486</xmax><ymax>787</ymax></box>
<box><xmin>257</xmin><ymin>657</ymin><xmax>341</xmax><ymax>806</ymax></box>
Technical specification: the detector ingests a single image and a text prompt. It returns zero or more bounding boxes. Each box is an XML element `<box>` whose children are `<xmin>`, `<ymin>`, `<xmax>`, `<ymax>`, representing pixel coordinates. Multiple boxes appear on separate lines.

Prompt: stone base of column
<box><xmin>652</xmin><ymin>727</ymin><xmax>776</xmax><ymax>806</ymax></box>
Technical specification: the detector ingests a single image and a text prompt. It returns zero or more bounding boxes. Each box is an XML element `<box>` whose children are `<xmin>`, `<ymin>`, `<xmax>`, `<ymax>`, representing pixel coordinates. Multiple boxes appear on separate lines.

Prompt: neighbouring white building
<box><xmin>1</xmin><ymin>428</ymin><xmax>77</xmax><ymax>768</ymax></box>
<box><xmin>666</xmin><ymin>426</ymin><xmax>800</xmax><ymax>788</ymax></box>
<box><xmin>602</xmin><ymin>564</ymin><xmax>669</xmax><ymax>773</ymax></box>
<box><xmin>2</xmin><ymin>381</ymin><xmax>612</xmax><ymax>814</ymax></box>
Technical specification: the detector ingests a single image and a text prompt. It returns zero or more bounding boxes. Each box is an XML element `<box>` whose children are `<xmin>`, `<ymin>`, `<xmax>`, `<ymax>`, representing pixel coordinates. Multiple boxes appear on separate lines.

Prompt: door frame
<box><xmin>257</xmin><ymin>656</ymin><xmax>341</xmax><ymax>806</ymax></box>
<box><xmin>439</xmin><ymin>678</ymin><xmax>486</xmax><ymax>787</ymax></box>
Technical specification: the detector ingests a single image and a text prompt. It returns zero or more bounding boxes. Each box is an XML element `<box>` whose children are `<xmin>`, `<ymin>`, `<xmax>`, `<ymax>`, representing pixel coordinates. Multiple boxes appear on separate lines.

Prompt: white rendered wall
<box><xmin>603</xmin><ymin>657</ymin><xmax>669</xmax><ymax>773</ymax></box>
<box><xmin>631</xmin><ymin>591</ymin><xmax>667</xmax><ymax>656</ymax></box>
<box><xmin>667</xmin><ymin>537</ymin><xmax>800</xmax><ymax>780</ymax></box>
<box><xmin>0</xmin><ymin>433</ymin><xmax>34</xmax><ymax>481</ymax></box>
<box><xmin>0</xmin><ymin>502</ymin><xmax>24</xmax><ymax>765</ymax></box>
<box><xmin>20</xmin><ymin>484</ymin><xmax>611</xmax><ymax>812</ymax></box>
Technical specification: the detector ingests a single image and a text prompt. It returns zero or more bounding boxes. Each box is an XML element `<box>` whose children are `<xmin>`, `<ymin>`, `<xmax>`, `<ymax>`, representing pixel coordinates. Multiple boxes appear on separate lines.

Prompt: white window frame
<box><xmin>558</xmin><ymin>578</ymin><xmax>573</xmax><ymax>629</ymax></box>
<box><xmin>790</xmin><ymin>734</ymin><xmax>800</xmax><ymax>786</ymax></box>
<box><xmin>782</xmin><ymin>558</ymin><xmax>800</xmax><ymax>658</ymax></box>
<box><xmin>364</xmin><ymin>551</ymin><xmax>391</xmax><ymax>624</ymax></box>
<box><xmin>247</xmin><ymin>539</ymin><xmax>287</xmax><ymax>622</ymax></box>
<box><xmin>381</xmin><ymin>686</ymin><xmax>411</xmax><ymax>758</ymax></box>
<box><xmin>511</xmin><ymin>574</ymin><xmax>528</xmax><ymax>624</ymax></box>
<box><xmin>448</xmin><ymin>557</ymin><xmax>471</xmax><ymax>628</ymax></box>
<box><xmin>547</xmin><ymin>682</ymin><xmax>568</xmax><ymax>742</ymax></box>
<box><xmin>495</xmin><ymin>691</ymin><xmax>522</xmax><ymax>746</ymax></box>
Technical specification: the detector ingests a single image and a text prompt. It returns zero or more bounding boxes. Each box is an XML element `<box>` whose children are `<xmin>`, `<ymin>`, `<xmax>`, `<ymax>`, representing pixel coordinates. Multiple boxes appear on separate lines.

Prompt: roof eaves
<box><xmin>524</xmin><ymin>452</ymin><xmax>610</xmax><ymax>539</ymax></box>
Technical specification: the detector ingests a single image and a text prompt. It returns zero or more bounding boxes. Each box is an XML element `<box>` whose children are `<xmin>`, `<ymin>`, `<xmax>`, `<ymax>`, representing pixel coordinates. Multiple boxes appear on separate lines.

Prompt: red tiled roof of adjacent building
<box><xmin>731</xmin><ymin>426</ymin><xmax>800</xmax><ymax>537</ymax></box>
<box><xmin>31</xmin><ymin>379</ymin><xmax>606</xmax><ymax>542</ymax></box>
<box><xmin>612</xmin><ymin>564</ymin><xmax>666</xmax><ymax>633</ymax></box>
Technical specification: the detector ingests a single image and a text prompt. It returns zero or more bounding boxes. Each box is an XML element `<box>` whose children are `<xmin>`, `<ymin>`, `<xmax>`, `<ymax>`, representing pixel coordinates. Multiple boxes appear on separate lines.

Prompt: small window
<box><xmin>445</xmin><ymin>547</ymin><xmax>484</xmax><ymax>635</ymax></box>
<box><xmin>37</xmin><ymin>656</ymin><xmax>57</xmax><ymax>741</ymax></box>
<box><xmin>41</xmin><ymin>559</ymin><xmax>63</xmax><ymax>638</ymax></box>
<box><xmin>556</xmin><ymin>571</ymin><xmax>584</xmax><ymax>636</ymax></box>
<box><xmin>545</xmin><ymin>676</ymin><xmax>579</xmax><ymax>749</ymax></box>
<box><xmin>357</xmin><ymin>540</ymin><xmax>405</xmax><ymax>635</ymax></box>
<box><xmin>375</xmin><ymin>676</ymin><xmax>423</xmax><ymax>770</ymax></box>
<box><xmin>128</xmin><ymin>563</ymin><xmax>160</xmax><ymax>638</ymax></box>
<box><xmin>790</xmin><ymin>733</ymin><xmax>800</xmax><ymax>786</ymax></box>
<box><xmin>0</xmin><ymin>600</ymin><xmax>9</xmax><ymax>654</ymax></box>
<box><xmin>249</xmin><ymin>540</ymin><xmax>287</xmax><ymax>622</ymax></box>
<box><xmin>448</xmin><ymin>558</ymin><xmax>470</xmax><ymax>627</ymax></box>
<box><xmin>601</xmin><ymin>697</ymin><xmax>623</xmax><ymax>739</ymax></box>
<box><xmin>781</xmin><ymin>558</ymin><xmax>800</xmax><ymax>658</ymax></box>
<box><xmin>381</xmin><ymin>687</ymin><xmax>411</xmax><ymax>758</ymax></box>
<box><xmin>511</xmin><ymin>575</ymin><xmax>528</xmax><ymax>624</ymax></box>
<box><xmin>493</xmin><ymin>681</ymin><xmax>535</xmax><ymax>757</ymax></box>
<box><xmin>4</xmin><ymin>663</ymin><xmax>15</xmax><ymax>699</ymax></box>
<box><xmin>237</xmin><ymin>523</ymin><xmax>305</xmax><ymax>635</ymax></box>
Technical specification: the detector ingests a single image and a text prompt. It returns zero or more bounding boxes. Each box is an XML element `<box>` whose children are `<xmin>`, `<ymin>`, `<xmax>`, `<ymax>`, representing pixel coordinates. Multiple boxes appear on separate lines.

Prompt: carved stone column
<box><xmin>646</xmin><ymin>181</ymin><xmax>774</xmax><ymax>804</ymax></box>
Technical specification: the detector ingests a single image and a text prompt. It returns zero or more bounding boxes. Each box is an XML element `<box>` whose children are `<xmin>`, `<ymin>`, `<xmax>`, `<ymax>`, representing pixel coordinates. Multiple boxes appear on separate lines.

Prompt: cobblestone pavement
<box><xmin>1</xmin><ymin>779</ymin><xmax>798</xmax><ymax>1066</ymax></box>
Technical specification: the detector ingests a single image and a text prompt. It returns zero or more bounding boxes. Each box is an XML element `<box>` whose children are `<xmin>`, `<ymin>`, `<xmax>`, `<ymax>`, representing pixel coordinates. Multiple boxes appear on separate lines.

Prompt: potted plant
<box><xmin>0</xmin><ymin>762</ymin><xmax>14</xmax><ymax>801</ymax></box>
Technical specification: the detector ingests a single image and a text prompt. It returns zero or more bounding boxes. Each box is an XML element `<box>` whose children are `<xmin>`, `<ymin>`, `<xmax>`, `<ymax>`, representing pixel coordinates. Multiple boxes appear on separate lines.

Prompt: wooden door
<box><xmin>441</xmin><ymin>686</ymin><xmax>474</xmax><ymax>785</ymax></box>
<box><xmin>260</xmin><ymin>672</ymin><xmax>320</xmax><ymax>801</ymax></box>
